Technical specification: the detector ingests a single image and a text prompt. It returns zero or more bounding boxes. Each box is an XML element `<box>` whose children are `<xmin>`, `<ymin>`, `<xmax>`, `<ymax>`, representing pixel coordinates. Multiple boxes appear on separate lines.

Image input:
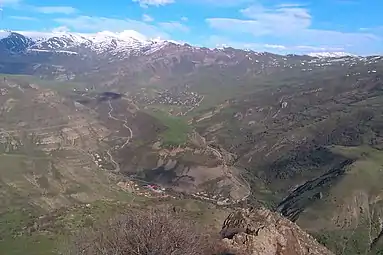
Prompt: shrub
<box><xmin>68</xmin><ymin>208</ymin><xmax>236</xmax><ymax>255</ymax></box>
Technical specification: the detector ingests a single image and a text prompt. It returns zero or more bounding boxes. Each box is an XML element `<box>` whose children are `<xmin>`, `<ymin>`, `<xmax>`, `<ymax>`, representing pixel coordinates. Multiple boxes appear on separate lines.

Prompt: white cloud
<box><xmin>51</xmin><ymin>26</ymin><xmax>70</xmax><ymax>33</ymax></box>
<box><xmin>181</xmin><ymin>16</ymin><xmax>188</xmax><ymax>22</ymax></box>
<box><xmin>159</xmin><ymin>21</ymin><xmax>189</xmax><ymax>32</ymax></box>
<box><xmin>295</xmin><ymin>45</ymin><xmax>345</xmax><ymax>52</ymax></box>
<box><xmin>133</xmin><ymin>0</ymin><xmax>174</xmax><ymax>8</ymax></box>
<box><xmin>142</xmin><ymin>14</ymin><xmax>154</xmax><ymax>22</ymax></box>
<box><xmin>195</xmin><ymin>0</ymin><xmax>253</xmax><ymax>7</ymax></box>
<box><xmin>10</xmin><ymin>16</ymin><xmax>37</xmax><ymax>21</ymax></box>
<box><xmin>207</xmin><ymin>35</ymin><xmax>282</xmax><ymax>51</ymax></box>
<box><xmin>33</xmin><ymin>6</ymin><xmax>78</xmax><ymax>14</ymax></box>
<box><xmin>207</xmin><ymin>4</ymin><xmax>312</xmax><ymax>36</ymax></box>
<box><xmin>1</xmin><ymin>0</ymin><xmax>20</xmax><ymax>5</ymax></box>
<box><xmin>264</xmin><ymin>44</ymin><xmax>287</xmax><ymax>50</ymax></box>
<box><xmin>292</xmin><ymin>29</ymin><xmax>378</xmax><ymax>46</ymax></box>
<box><xmin>1</xmin><ymin>0</ymin><xmax>21</xmax><ymax>9</ymax></box>
<box><xmin>276</xmin><ymin>3</ymin><xmax>307</xmax><ymax>8</ymax></box>
<box><xmin>359</xmin><ymin>26</ymin><xmax>383</xmax><ymax>34</ymax></box>
<box><xmin>208</xmin><ymin>18</ymin><xmax>268</xmax><ymax>36</ymax></box>
<box><xmin>206</xmin><ymin>3</ymin><xmax>380</xmax><ymax>54</ymax></box>
<box><xmin>335</xmin><ymin>0</ymin><xmax>359</xmax><ymax>5</ymax></box>
<box><xmin>54</xmin><ymin>16</ymin><xmax>168</xmax><ymax>39</ymax></box>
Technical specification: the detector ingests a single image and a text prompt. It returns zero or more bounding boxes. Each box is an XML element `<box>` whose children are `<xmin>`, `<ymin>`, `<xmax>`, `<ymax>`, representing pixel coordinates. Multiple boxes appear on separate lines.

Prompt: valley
<box><xmin>0</xmin><ymin>31</ymin><xmax>382</xmax><ymax>254</ymax></box>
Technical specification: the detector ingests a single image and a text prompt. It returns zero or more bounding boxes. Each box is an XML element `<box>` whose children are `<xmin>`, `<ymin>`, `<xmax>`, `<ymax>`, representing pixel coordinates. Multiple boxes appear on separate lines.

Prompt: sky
<box><xmin>0</xmin><ymin>0</ymin><xmax>382</xmax><ymax>55</ymax></box>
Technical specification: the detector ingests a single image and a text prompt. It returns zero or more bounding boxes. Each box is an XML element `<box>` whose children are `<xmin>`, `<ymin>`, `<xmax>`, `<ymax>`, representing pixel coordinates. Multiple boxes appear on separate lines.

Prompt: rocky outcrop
<box><xmin>220</xmin><ymin>208</ymin><xmax>334</xmax><ymax>255</ymax></box>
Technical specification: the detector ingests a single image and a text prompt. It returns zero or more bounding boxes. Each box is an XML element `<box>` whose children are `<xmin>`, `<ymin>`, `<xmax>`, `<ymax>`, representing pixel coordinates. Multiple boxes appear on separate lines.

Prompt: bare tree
<box><xmin>68</xmin><ymin>207</ymin><xmax>236</xmax><ymax>255</ymax></box>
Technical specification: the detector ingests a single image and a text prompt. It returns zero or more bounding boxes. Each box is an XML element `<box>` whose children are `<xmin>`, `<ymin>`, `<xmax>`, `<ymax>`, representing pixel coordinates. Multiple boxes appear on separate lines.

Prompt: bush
<box><xmin>68</xmin><ymin>208</ymin><xmax>238</xmax><ymax>255</ymax></box>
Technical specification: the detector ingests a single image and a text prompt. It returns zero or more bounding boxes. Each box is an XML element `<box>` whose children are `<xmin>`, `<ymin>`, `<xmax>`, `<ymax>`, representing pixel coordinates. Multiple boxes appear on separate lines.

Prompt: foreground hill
<box><xmin>0</xmin><ymin>31</ymin><xmax>383</xmax><ymax>254</ymax></box>
<box><xmin>221</xmin><ymin>207</ymin><xmax>334</xmax><ymax>255</ymax></box>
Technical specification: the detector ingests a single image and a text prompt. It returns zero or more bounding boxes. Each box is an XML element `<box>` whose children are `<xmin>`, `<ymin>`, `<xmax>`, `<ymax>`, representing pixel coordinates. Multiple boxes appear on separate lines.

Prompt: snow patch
<box><xmin>307</xmin><ymin>52</ymin><xmax>357</xmax><ymax>58</ymax></box>
<box><xmin>2</xmin><ymin>30</ymin><xmax>171</xmax><ymax>56</ymax></box>
<box><xmin>27</xmin><ymin>49</ymin><xmax>78</xmax><ymax>55</ymax></box>
<box><xmin>0</xmin><ymin>30</ymin><xmax>11</xmax><ymax>39</ymax></box>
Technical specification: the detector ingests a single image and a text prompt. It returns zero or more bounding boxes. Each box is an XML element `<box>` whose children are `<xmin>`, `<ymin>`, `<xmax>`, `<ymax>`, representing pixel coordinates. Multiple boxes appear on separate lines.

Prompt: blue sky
<box><xmin>0</xmin><ymin>0</ymin><xmax>382</xmax><ymax>55</ymax></box>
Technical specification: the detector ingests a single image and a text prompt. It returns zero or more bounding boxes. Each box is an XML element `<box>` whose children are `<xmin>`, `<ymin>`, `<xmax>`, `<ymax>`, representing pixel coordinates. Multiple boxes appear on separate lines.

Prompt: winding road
<box><xmin>207</xmin><ymin>145</ymin><xmax>251</xmax><ymax>202</ymax></box>
<box><xmin>106</xmin><ymin>98</ymin><xmax>249</xmax><ymax>204</ymax></box>
<box><xmin>106</xmin><ymin>100</ymin><xmax>134</xmax><ymax>172</ymax></box>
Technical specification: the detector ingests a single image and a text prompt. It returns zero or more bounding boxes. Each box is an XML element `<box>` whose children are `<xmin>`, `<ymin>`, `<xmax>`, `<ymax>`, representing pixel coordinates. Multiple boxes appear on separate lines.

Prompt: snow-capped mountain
<box><xmin>0</xmin><ymin>32</ymin><xmax>34</xmax><ymax>53</ymax></box>
<box><xmin>1</xmin><ymin>30</ymin><xmax>367</xmax><ymax>60</ymax></box>
<box><xmin>0</xmin><ymin>29</ymin><xmax>381</xmax><ymax>94</ymax></box>
<box><xmin>307</xmin><ymin>52</ymin><xmax>357</xmax><ymax>58</ymax></box>
<box><xmin>0</xmin><ymin>30</ymin><xmax>172</xmax><ymax>56</ymax></box>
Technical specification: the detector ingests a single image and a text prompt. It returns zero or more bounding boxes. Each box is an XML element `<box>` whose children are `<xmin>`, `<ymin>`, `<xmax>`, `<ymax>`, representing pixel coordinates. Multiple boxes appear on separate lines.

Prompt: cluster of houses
<box><xmin>93</xmin><ymin>153</ymin><xmax>104</xmax><ymax>167</ymax></box>
<box><xmin>191</xmin><ymin>191</ymin><xmax>232</xmax><ymax>205</ymax></box>
<box><xmin>0</xmin><ymin>88</ymin><xmax>8</xmax><ymax>96</ymax></box>
<box><xmin>131</xmin><ymin>88</ymin><xmax>203</xmax><ymax>107</ymax></box>
<box><xmin>117</xmin><ymin>180</ymin><xmax>173</xmax><ymax>198</ymax></box>
<box><xmin>149</xmin><ymin>90</ymin><xmax>203</xmax><ymax>107</ymax></box>
<box><xmin>93</xmin><ymin>153</ymin><xmax>234</xmax><ymax>204</ymax></box>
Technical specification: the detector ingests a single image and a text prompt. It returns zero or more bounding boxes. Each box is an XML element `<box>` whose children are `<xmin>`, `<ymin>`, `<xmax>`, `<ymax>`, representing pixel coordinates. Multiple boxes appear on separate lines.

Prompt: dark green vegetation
<box><xmin>146</xmin><ymin>109</ymin><xmax>191</xmax><ymax>147</ymax></box>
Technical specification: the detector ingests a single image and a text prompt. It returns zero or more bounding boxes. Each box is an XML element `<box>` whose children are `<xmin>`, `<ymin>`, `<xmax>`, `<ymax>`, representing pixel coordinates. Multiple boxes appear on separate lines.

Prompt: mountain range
<box><xmin>0</xmin><ymin>30</ymin><xmax>170</xmax><ymax>55</ymax></box>
<box><xmin>0</xmin><ymin>30</ymin><xmax>355</xmax><ymax>58</ymax></box>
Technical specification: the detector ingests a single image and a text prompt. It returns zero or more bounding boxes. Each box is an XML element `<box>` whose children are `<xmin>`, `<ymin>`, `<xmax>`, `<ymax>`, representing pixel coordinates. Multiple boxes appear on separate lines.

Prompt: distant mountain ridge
<box><xmin>0</xmin><ymin>30</ymin><xmax>172</xmax><ymax>56</ymax></box>
<box><xmin>0</xmin><ymin>30</ymin><xmax>381</xmax><ymax>94</ymax></box>
<box><xmin>0</xmin><ymin>30</ymin><xmax>364</xmax><ymax>59</ymax></box>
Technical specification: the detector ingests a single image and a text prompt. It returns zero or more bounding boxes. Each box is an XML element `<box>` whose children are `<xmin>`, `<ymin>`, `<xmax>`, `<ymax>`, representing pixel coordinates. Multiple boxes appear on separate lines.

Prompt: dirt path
<box><xmin>0</xmin><ymin>153</ymin><xmax>49</xmax><ymax>159</ymax></box>
<box><xmin>120</xmin><ymin>120</ymin><xmax>133</xmax><ymax>149</ymax></box>
<box><xmin>0</xmin><ymin>122</ymin><xmax>99</xmax><ymax>134</ymax></box>
<box><xmin>106</xmin><ymin>100</ymin><xmax>134</xmax><ymax>172</ymax></box>
<box><xmin>207</xmin><ymin>145</ymin><xmax>251</xmax><ymax>202</ymax></box>
<box><xmin>107</xmin><ymin>100</ymin><xmax>133</xmax><ymax>149</ymax></box>
<box><xmin>106</xmin><ymin>149</ymin><xmax>120</xmax><ymax>173</ymax></box>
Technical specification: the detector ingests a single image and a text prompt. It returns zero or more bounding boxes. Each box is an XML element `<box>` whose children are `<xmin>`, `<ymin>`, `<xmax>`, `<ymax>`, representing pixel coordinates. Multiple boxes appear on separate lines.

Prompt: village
<box><xmin>117</xmin><ymin>179</ymin><xmax>172</xmax><ymax>199</ymax></box>
<box><xmin>150</xmin><ymin>90</ymin><xmax>203</xmax><ymax>107</ymax></box>
<box><xmin>131</xmin><ymin>87</ymin><xmax>203</xmax><ymax>108</ymax></box>
<box><xmin>93</xmin><ymin>149</ymin><xmax>238</xmax><ymax>203</ymax></box>
<box><xmin>116</xmin><ymin>177</ymin><xmax>237</xmax><ymax>206</ymax></box>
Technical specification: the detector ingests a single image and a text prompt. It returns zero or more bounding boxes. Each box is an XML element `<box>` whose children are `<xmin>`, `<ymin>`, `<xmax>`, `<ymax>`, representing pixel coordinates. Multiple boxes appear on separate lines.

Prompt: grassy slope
<box><xmin>146</xmin><ymin>109</ymin><xmax>191</xmax><ymax>147</ymax></box>
<box><xmin>0</xmin><ymin>74</ymin><xmax>85</xmax><ymax>93</ymax></box>
<box><xmin>0</xmin><ymin>75</ymin><xmax>118</xmax><ymax>254</ymax></box>
<box><xmin>298</xmin><ymin>146</ymin><xmax>383</xmax><ymax>254</ymax></box>
<box><xmin>0</xmin><ymin>146</ymin><xmax>129</xmax><ymax>255</ymax></box>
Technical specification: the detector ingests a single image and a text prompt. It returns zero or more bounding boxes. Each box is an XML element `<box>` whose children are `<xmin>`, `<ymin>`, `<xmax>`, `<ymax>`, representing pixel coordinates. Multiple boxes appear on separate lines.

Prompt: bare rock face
<box><xmin>220</xmin><ymin>208</ymin><xmax>334</xmax><ymax>255</ymax></box>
